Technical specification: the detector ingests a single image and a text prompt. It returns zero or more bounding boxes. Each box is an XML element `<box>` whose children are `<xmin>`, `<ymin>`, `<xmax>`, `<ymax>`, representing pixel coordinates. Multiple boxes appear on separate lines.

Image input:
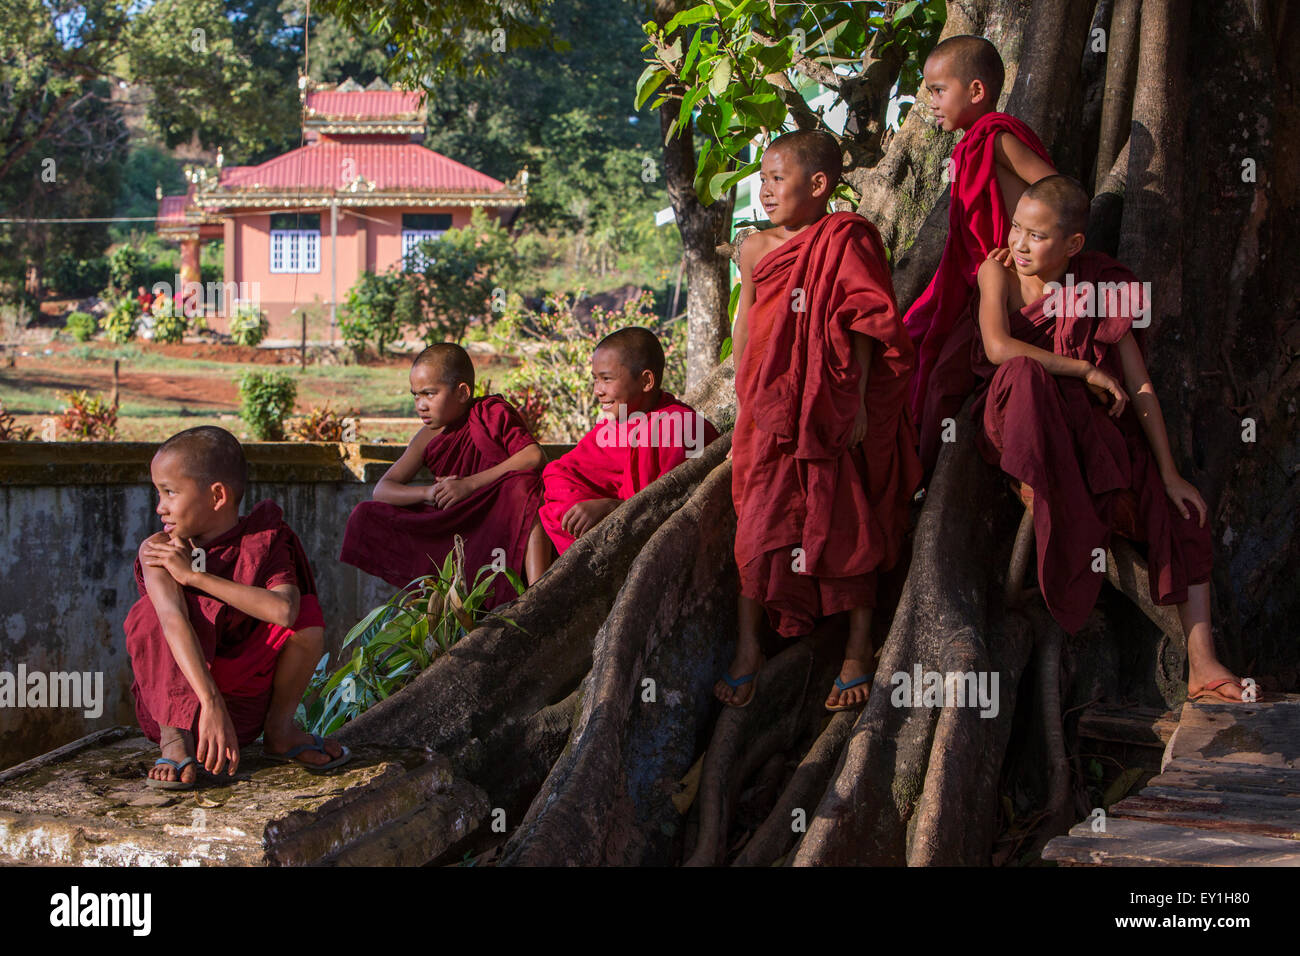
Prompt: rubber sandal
<box><xmin>146</xmin><ymin>756</ymin><xmax>199</xmax><ymax>791</ymax></box>
<box><xmin>826</xmin><ymin>674</ymin><xmax>871</xmax><ymax>712</ymax></box>
<box><xmin>719</xmin><ymin>669</ymin><xmax>760</xmax><ymax>709</ymax></box>
<box><xmin>1187</xmin><ymin>677</ymin><xmax>1253</xmax><ymax>704</ymax></box>
<box><xmin>265</xmin><ymin>733</ymin><xmax>353</xmax><ymax>774</ymax></box>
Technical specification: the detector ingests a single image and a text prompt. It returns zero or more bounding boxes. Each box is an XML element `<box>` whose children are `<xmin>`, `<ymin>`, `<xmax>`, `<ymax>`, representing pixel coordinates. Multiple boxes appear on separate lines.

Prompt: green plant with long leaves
<box><xmin>298</xmin><ymin>536</ymin><xmax>525</xmax><ymax>736</ymax></box>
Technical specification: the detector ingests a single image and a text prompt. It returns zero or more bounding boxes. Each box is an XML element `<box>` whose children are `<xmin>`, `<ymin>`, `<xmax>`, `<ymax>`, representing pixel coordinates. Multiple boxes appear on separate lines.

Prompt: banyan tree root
<box><xmin>498</xmin><ymin>451</ymin><xmax>740</xmax><ymax>866</ymax></box>
<box><xmin>337</xmin><ymin>435</ymin><xmax>733</xmax><ymax>823</ymax></box>
<box><xmin>732</xmin><ymin>708</ymin><xmax>856</xmax><ymax>867</ymax></box>
<box><xmin>790</xmin><ymin>416</ymin><xmax>1032</xmax><ymax>866</ymax></box>
<box><xmin>684</xmin><ymin>622</ymin><xmax>848</xmax><ymax>867</ymax></box>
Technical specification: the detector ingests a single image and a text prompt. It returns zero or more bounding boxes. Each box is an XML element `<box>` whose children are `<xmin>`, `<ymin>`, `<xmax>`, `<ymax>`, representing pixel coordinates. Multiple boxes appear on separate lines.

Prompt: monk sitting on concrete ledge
<box><xmin>124</xmin><ymin>426</ymin><xmax>350</xmax><ymax>789</ymax></box>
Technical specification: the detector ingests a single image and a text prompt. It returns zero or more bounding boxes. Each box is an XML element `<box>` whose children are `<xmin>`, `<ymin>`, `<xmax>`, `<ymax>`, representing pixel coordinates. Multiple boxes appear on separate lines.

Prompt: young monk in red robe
<box><xmin>974</xmin><ymin>175</ymin><xmax>1251</xmax><ymax>703</ymax></box>
<box><xmin>125</xmin><ymin>426</ymin><xmax>350</xmax><ymax>789</ymax></box>
<box><xmin>719</xmin><ymin>129</ymin><xmax>922</xmax><ymax>711</ymax></box>
<box><xmin>907</xmin><ymin>34</ymin><xmax>1056</xmax><ymax>473</ymax></box>
<box><xmin>535</xmin><ymin>327</ymin><xmax>718</xmax><ymax>560</ymax></box>
<box><xmin>339</xmin><ymin>343</ymin><xmax>547</xmax><ymax>606</ymax></box>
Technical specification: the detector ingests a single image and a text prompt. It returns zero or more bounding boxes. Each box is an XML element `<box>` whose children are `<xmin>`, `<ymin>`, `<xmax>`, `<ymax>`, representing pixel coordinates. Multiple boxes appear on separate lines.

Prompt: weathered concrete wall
<box><xmin>0</xmin><ymin>440</ymin><xmax>571</xmax><ymax>770</ymax></box>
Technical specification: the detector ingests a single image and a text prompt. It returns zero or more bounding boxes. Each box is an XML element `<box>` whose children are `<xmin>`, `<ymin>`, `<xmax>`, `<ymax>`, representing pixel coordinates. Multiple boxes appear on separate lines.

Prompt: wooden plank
<box><xmin>1165</xmin><ymin>695</ymin><xmax>1300</xmax><ymax>771</ymax></box>
<box><xmin>1077</xmin><ymin>703</ymin><xmax>1178</xmax><ymax>747</ymax></box>
<box><xmin>1152</xmin><ymin>758</ymin><xmax>1300</xmax><ymax>797</ymax></box>
<box><xmin>1108</xmin><ymin>793</ymin><xmax>1300</xmax><ymax>840</ymax></box>
<box><xmin>1043</xmin><ymin>818</ymin><xmax>1300</xmax><ymax>866</ymax></box>
<box><xmin>0</xmin><ymin>726</ymin><xmax>135</xmax><ymax>785</ymax></box>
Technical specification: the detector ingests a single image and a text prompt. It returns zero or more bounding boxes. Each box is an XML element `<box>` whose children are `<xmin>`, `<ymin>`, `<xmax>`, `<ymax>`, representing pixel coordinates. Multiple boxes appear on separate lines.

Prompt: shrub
<box><xmin>64</xmin><ymin>311</ymin><xmax>97</xmax><ymax>343</ymax></box>
<box><xmin>290</xmin><ymin>404</ymin><xmax>363</xmax><ymax>442</ymax></box>
<box><xmin>150</xmin><ymin>297</ymin><xmax>187</xmax><ymax>344</ymax></box>
<box><xmin>59</xmin><ymin>390</ymin><xmax>118</xmax><ymax>441</ymax></box>
<box><xmin>485</xmin><ymin>288</ymin><xmax>685</xmax><ymax>442</ymax></box>
<box><xmin>238</xmin><ymin>370</ymin><xmax>297</xmax><ymax>440</ymax></box>
<box><xmin>229</xmin><ymin>303</ymin><xmax>269</xmax><ymax>347</ymax></box>
<box><xmin>405</xmin><ymin>208</ymin><xmax>519</xmax><ymax>344</ymax></box>
<box><xmin>340</xmin><ymin>270</ymin><xmax>406</xmax><ymax>358</ymax></box>
<box><xmin>506</xmin><ymin>385</ymin><xmax>549</xmax><ymax>439</ymax></box>
<box><xmin>101</xmin><ymin>299</ymin><xmax>139</xmax><ymax>344</ymax></box>
<box><xmin>107</xmin><ymin>245</ymin><xmax>145</xmax><ymax>296</ymax></box>
<box><xmin>0</xmin><ymin>401</ymin><xmax>34</xmax><ymax>441</ymax></box>
<box><xmin>299</xmin><ymin>536</ymin><xmax>523</xmax><ymax>735</ymax></box>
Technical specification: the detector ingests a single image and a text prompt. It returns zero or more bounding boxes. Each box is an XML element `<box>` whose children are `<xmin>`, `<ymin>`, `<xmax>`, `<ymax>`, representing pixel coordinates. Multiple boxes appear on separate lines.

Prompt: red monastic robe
<box><xmin>733</xmin><ymin>211</ymin><xmax>922</xmax><ymax>638</ymax></box>
<box><xmin>905</xmin><ymin>111</ymin><xmax>1054</xmax><ymax>473</ymax></box>
<box><xmin>972</xmin><ymin>251</ymin><xmax>1213</xmax><ymax>634</ymax></box>
<box><xmin>339</xmin><ymin>394</ymin><xmax>542</xmax><ymax>608</ymax></box>
<box><xmin>124</xmin><ymin>500</ymin><xmax>323</xmax><ymax>745</ymax></box>
<box><xmin>539</xmin><ymin>391</ymin><xmax>718</xmax><ymax>554</ymax></box>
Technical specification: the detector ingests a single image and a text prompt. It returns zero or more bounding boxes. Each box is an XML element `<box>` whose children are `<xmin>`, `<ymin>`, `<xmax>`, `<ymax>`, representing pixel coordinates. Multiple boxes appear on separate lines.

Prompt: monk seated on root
<box><xmin>340</xmin><ymin>343</ymin><xmax>548</xmax><ymax>604</ymax></box>
<box><xmin>718</xmin><ymin>129</ymin><xmax>922</xmax><ymax>712</ymax></box>
<box><xmin>125</xmin><ymin>426</ymin><xmax>350</xmax><ymax>790</ymax></box>
<box><xmin>972</xmin><ymin>174</ymin><xmax>1252</xmax><ymax>703</ymax></box>
<box><xmin>533</xmin><ymin>326</ymin><xmax>718</xmax><ymax>565</ymax></box>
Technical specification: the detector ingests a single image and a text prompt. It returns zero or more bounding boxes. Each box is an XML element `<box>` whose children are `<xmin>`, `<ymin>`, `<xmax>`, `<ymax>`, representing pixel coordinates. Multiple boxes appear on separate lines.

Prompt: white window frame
<box><xmin>402</xmin><ymin>229</ymin><xmax>444</xmax><ymax>271</ymax></box>
<box><xmin>270</xmin><ymin>229</ymin><xmax>321</xmax><ymax>274</ymax></box>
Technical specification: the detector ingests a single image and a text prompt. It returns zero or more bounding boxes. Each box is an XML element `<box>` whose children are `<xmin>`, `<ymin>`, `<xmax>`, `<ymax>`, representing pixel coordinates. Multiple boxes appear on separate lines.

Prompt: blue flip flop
<box><xmin>719</xmin><ymin>669</ymin><xmax>760</xmax><ymax>709</ymax></box>
<box><xmin>265</xmin><ymin>733</ymin><xmax>352</xmax><ymax>774</ymax></box>
<box><xmin>827</xmin><ymin>674</ymin><xmax>871</xmax><ymax>712</ymax></box>
<box><xmin>146</xmin><ymin>756</ymin><xmax>199</xmax><ymax>791</ymax></box>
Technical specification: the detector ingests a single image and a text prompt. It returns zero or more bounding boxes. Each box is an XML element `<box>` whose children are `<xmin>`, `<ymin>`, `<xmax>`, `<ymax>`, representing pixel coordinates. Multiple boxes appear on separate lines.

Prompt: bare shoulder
<box><xmin>405</xmin><ymin>425</ymin><xmax>436</xmax><ymax>452</ymax></box>
<box><xmin>977</xmin><ymin>256</ymin><xmax>1013</xmax><ymax>288</ymax></box>
<box><xmin>738</xmin><ymin>228</ymin><xmax>779</xmax><ymax>275</ymax></box>
<box><xmin>137</xmin><ymin>530</ymin><xmax>169</xmax><ymax>556</ymax></box>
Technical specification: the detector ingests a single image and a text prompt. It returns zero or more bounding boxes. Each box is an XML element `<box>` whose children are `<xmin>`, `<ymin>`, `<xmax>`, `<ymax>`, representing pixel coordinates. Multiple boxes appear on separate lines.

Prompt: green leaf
<box><xmin>894</xmin><ymin>1</ymin><xmax>920</xmax><ymax>23</ymax></box>
<box><xmin>682</xmin><ymin>28</ymin><xmax>704</xmax><ymax>75</ymax></box>
<box><xmin>708</xmin><ymin>159</ymin><xmax>759</xmax><ymax>199</ymax></box>
<box><xmin>719</xmin><ymin>336</ymin><xmax>733</xmax><ymax>362</ymax></box>
<box><xmin>665</xmin><ymin>4</ymin><xmax>718</xmax><ymax>32</ymax></box>
<box><xmin>635</xmin><ymin>65</ymin><xmax>668</xmax><ymax>110</ymax></box>
<box><xmin>734</xmin><ymin>92</ymin><xmax>785</xmax><ymax>130</ymax></box>
<box><xmin>708</xmin><ymin>57</ymin><xmax>733</xmax><ymax>96</ymax></box>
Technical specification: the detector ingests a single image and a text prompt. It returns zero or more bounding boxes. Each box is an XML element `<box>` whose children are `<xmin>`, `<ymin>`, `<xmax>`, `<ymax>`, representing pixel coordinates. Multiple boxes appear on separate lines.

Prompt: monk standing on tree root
<box><xmin>719</xmin><ymin>130</ymin><xmax>922</xmax><ymax>712</ymax></box>
<box><xmin>974</xmin><ymin>175</ymin><xmax>1252</xmax><ymax>703</ymax></box>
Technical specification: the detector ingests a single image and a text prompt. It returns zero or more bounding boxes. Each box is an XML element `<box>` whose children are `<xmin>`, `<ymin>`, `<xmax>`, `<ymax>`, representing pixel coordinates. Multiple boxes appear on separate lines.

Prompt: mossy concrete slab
<box><xmin>0</xmin><ymin>726</ymin><xmax>488</xmax><ymax>866</ymax></box>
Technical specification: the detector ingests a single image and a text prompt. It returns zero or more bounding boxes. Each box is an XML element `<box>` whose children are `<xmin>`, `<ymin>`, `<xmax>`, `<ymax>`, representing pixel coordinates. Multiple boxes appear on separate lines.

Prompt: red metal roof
<box><xmin>215</xmin><ymin>141</ymin><xmax>506</xmax><ymax>193</ymax></box>
<box><xmin>304</xmin><ymin>90</ymin><xmax>424</xmax><ymax>118</ymax></box>
<box><xmin>157</xmin><ymin>194</ymin><xmax>189</xmax><ymax>224</ymax></box>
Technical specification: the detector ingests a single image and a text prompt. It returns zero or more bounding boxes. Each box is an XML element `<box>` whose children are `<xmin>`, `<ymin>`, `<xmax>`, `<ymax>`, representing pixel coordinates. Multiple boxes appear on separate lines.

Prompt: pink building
<box><xmin>157</xmin><ymin>79</ymin><xmax>526</xmax><ymax>339</ymax></box>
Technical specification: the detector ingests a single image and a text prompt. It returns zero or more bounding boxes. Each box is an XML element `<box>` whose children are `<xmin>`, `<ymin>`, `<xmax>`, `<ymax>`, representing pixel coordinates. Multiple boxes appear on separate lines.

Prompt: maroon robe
<box><xmin>904</xmin><ymin>111</ymin><xmax>1054</xmax><ymax>473</ymax></box>
<box><xmin>972</xmin><ymin>252</ymin><xmax>1213</xmax><ymax>634</ymax></box>
<box><xmin>124</xmin><ymin>500</ymin><xmax>322</xmax><ymax>745</ymax></box>
<box><xmin>734</xmin><ymin>211</ymin><xmax>922</xmax><ymax>638</ymax></box>
<box><xmin>339</xmin><ymin>394</ymin><xmax>542</xmax><ymax>607</ymax></box>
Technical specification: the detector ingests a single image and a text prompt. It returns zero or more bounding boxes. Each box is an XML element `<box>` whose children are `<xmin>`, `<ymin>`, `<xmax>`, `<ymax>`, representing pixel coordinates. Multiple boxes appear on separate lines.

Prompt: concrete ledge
<box><xmin>0</xmin><ymin>727</ymin><xmax>490</xmax><ymax>866</ymax></box>
<box><xmin>0</xmin><ymin>440</ymin><xmax>577</xmax><ymax>485</ymax></box>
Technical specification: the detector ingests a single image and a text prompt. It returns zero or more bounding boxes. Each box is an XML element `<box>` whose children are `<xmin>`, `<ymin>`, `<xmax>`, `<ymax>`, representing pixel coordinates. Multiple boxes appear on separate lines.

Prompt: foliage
<box><xmin>0</xmin><ymin>401</ymin><xmax>35</xmax><ymax>441</ymax></box>
<box><xmin>405</xmin><ymin>208</ymin><xmax>519</xmax><ymax>344</ymax></box>
<box><xmin>107</xmin><ymin>245</ymin><xmax>146</xmax><ymax>297</ymax></box>
<box><xmin>237</xmin><ymin>370</ymin><xmax>297</xmax><ymax>440</ymax></box>
<box><xmin>150</xmin><ymin>297</ymin><xmax>188</xmax><ymax>344</ymax></box>
<box><xmin>507</xmin><ymin>385</ymin><xmax>550</xmax><ymax>440</ymax></box>
<box><xmin>48</xmin><ymin>255</ymin><xmax>111</xmax><ymax>298</ymax></box>
<box><xmin>638</xmin><ymin>0</ymin><xmax>945</xmax><ymax>204</ymax></box>
<box><xmin>486</xmin><ymin>288</ymin><xmax>686</xmax><ymax>442</ymax></box>
<box><xmin>339</xmin><ymin>270</ymin><xmax>405</xmax><ymax>357</ymax></box>
<box><xmin>299</xmin><ymin>536</ymin><xmax>524</xmax><ymax>735</ymax></box>
<box><xmin>64</xmin><ymin>312</ymin><xmax>98</xmax><ymax>343</ymax></box>
<box><xmin>229</xmin><ymin>303</ymin><xmax>270</xmax><ymax>347</ymax></box>
<box><xmin>102</xmin><ymin>299</ymin><xmax>139</xmax><ymax>344</ymax></box>
<box><xmin>290</xmin><ymin>404</ymin><xmax>363</xmax><ymax>442</ymax></box>
<box><xmin>58</xmin><ymin>390</ymin><xmax>119</xmax><ymax>441</ymax></box>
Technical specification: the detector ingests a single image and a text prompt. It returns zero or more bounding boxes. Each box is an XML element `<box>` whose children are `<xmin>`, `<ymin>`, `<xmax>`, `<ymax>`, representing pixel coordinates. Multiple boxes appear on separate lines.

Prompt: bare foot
<box><xmin>825</xmin><ymin>658</ymin><xmax>872</xmax><ymax>710</ymax></box>
<box><xmin>263</xmin><ymin>723</ymin><xmax>347</xmax><ymax>767</ymax></box>
<box><xmin>714</xmin><ymin>651</ymin><xmax>765</xmax><ymax>707</ymax></box>
<box><xmin>148</xmin><ymin>730</ymin><xmax>199</xmax><ymax>786</ymax></box>
<box><xmin>1187</xmin><ymin>663</ymin><xmax>1254</xmax><ymax>703</ymax></box>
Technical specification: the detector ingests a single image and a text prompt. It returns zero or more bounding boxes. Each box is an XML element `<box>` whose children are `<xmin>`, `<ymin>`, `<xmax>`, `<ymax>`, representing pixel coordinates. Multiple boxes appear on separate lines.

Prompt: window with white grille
<box><xmin>269</xmin><ymin>213</ymin><xmax>321</xmax><ymax>274</ymax></box>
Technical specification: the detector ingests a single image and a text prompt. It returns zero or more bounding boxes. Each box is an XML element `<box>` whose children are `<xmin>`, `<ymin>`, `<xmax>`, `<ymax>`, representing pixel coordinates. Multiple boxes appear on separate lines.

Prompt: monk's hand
<box><xmin>430</xmin><ymin>475</ymin><xmax>475</xmax><ymax>509</ymax></box>
<box><xmin>141</xmin><ymin>535</ymin><xmax>196</xmax><ymax>585</ymax></box>
<box><xmin>1083</xmin><ymin>365</ymin><xmax>1129</xmax><ymax>418</ymax></box>
<box><xmin>1164</xmin><ymin>473</ymin><xmax>1208</xmax><ymax>527</ymax></box>
<box><xmin>195</xmin><ymin>695</ymin><xmax>240</xmax><ymax>777</ymax></box>
<box><xmin>986</xmin><ymin>247</ymin><xmax>1015</xmax><ymax>267</ymax></box>
<box><xmin>848</xmin><ymin>407</ymin><xmax>869</xmax><ymax>447</ymax></box>
<box><xmin>562</xmin><ymin>499</ymin><xmax>618</xmax><ymax>539</ymax></box>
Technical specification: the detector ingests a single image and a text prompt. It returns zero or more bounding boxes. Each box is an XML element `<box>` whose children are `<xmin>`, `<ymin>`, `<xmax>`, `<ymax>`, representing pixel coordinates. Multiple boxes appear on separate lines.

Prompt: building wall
<box><xmin>215</xmin><ymin>206</ymin><xmax>481</xmax><ymax>340</ymax></box>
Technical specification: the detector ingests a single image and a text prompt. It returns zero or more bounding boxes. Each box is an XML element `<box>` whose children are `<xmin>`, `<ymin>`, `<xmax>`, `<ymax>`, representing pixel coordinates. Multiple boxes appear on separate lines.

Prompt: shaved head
<box><xmin>927</xmin><ymin>35</ymin><xmax>1005</xmax><ymax>103</ymax></box>
<box><xmin>596</xmin><ymin>326</ymin><xmax>665</xmax><ymax>388</ymax></box>
<box><xmin>1022</xmin><ymin>174</ymin><xmax>1090</xmax><ymax>237</ymax></box>
<box><xmin>413</xmin><ymin>342</ymin><xmax>475</xmax><ymax>389</ymax></box>
<box><xmin>768</xmin><ymin>129</ymin><xmax>843</xmax><ymax>190</ymax></box>
<box><xmin>156</xmin><ymin>426</ymin><xmax>247</xmax><ymax>504</ymax></box>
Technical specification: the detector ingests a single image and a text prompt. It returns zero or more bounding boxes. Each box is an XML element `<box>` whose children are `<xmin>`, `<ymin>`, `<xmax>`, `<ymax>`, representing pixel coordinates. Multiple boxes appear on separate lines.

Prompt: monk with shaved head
<box><xmin>973</xmin><ymin>176</ymin><xmax>1252</xmax><ymax>703</ymax></box>
<box><xmin>340</xmin><ymin>342</ymin><xmax>548</xmax><ymax>604</ymax></box>
<box><xmin>535</xmin><ymin>325</ymin><xmax>718</xmax><ymax>564</ymax></box>
<box><xmin>907</xmin><ymin>33</ymin><xmax>1057</xmax><ymax>474</ymax></box>
<box><xmin>125</xmin><ymin>426</ymin><xmax>349</xmax><ymax>789</ymax></box>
